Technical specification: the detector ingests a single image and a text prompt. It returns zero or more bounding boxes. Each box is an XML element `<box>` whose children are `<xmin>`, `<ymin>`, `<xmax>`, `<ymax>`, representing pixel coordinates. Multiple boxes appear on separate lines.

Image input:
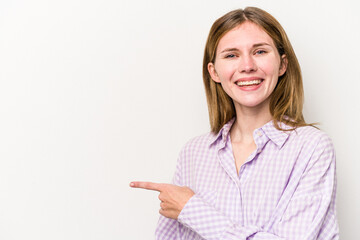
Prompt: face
<box><xmin>208</xmin><ymin>21</ymin><xmax>287</xmax><ymax>111</ymax></box>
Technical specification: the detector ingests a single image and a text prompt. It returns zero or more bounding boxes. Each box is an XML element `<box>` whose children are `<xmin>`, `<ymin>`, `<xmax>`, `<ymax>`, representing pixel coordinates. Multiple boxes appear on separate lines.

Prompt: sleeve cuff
<box><xmin>178</xmin><ymin>191</ymin><xmax>259</xmax><ymax>239</ymax></box>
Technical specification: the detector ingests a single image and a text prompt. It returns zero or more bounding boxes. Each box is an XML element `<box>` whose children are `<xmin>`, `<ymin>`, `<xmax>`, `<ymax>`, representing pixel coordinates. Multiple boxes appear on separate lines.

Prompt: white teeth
<box><xmin>236</xmin><ymin>80</ymin><xmax>262</xmax><ymax>86</ymax></box>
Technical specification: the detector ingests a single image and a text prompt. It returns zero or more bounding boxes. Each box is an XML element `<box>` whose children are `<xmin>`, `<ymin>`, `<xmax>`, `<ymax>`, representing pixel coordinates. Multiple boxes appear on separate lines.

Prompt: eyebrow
<box><xmin>220</xmin><ymin>42</ymin><xmax>272</xmax><ymax>53</ymax></box>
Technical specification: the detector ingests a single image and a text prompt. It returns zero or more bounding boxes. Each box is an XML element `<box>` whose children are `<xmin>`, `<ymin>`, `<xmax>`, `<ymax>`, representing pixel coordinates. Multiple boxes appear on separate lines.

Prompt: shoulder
<box><xmin>279</xmin><ymin>126</ymin><xmax>336</xmax><ymax>176</ymax></box>
<box><xmin>292</xmin><ymin>125</ymin><xmax>332</xmax><ymax>142</ymax></box>
<box><xmin>288</xmin><ymin>125</ymin><xmax>335</xmax><ymax>154</ymax></box>
<box><xmin>180</xmin><ymin>132</ymin><xmax>214</xmax><ymax>153</ymax></box>
<box><xmin>175</xmin><ymin>131</ymin><xmax>220</xmax><ymax>164</ymax></box>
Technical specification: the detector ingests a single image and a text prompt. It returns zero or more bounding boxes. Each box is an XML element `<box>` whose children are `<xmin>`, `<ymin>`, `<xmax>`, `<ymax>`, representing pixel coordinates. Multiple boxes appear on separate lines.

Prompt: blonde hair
<box><xmin>203</xmin><ymin>7</ymin><xmax>311</xmax><ymax>133</ymax></box>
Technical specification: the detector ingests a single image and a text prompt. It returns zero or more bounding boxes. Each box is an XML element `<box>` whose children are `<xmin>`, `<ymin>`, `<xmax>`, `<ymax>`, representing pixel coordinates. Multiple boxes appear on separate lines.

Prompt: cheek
<box><xmin>215</xmin><ymin>62</ymin><xmax>236</xmax><ymax>80</ymax></box>
<box><xmin>258</xmin><ymin>58</ymin><xmax>281</xmax><ymax>79</ymax></box>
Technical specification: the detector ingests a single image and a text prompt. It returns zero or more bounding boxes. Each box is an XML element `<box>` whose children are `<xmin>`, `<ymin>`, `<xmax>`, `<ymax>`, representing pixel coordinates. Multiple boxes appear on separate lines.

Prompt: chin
<box><xmin>236</xmin><ymin>98</ymin><xmax>269</xmax><ymax>109</ymax></box>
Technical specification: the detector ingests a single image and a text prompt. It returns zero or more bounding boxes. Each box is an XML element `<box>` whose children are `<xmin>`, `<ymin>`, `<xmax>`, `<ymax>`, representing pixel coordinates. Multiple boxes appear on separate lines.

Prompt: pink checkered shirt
<box><xmin>155</xmin><ymin>119</ymin><xmax>339</xmax><ymax>239</ymax></box>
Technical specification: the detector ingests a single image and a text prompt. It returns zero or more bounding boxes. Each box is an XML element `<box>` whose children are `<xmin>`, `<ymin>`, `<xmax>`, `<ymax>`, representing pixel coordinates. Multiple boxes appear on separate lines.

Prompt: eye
<box><xmin>255</xmin><ymin>50</ymin><xmax>266</xmax><ymax>55</ymax></box>
<box><xmin>225</xmin><ymin>54</ymin><xmax>236</xmax><ymax>58</ymax></box>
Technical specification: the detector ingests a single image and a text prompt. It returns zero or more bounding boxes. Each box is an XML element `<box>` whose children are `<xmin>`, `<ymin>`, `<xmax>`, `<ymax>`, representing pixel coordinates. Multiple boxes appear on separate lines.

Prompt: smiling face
<box><xmin>208</xmin><ymin>21</ymin><xmax>287</xmax><ymax>113</ymax></box>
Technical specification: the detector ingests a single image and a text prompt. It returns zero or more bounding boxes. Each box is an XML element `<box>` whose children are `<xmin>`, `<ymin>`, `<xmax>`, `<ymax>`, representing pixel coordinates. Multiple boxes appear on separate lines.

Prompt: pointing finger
<box><xmin>130</xmin><ymin>181</ymin><xmax>164</xmax><ymax>192</ymax></box>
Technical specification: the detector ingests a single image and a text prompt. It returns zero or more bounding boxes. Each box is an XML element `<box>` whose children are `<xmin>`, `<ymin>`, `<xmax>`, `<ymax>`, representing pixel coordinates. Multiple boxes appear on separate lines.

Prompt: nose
<box><xmin>238</xmin><ymin>54</ymin><xmax>257</xmax><ymax>73</ymax></box>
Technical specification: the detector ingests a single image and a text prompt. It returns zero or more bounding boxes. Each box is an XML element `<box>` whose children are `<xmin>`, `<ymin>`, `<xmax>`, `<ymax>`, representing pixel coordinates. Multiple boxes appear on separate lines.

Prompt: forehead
<box><xmin>217</xmin><ymin>21</ymin><xmax>275</xmax><ymax>51</ymax></box>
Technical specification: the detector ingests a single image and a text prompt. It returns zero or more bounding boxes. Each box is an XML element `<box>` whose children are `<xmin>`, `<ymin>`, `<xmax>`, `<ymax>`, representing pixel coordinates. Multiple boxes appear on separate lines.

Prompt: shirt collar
<box><xmin>209</xmin><ymin>118</ymin><xmax>290</xmax><ymax>149</ymax></box>
<box><xmin>208</xmin><ymin>118</ymin><xmax>235</xmax><ymax>146</ymax></box>
<box><xmin>260</xmin><ymin>120</ymin><xmax>291</xmax><ymax>148</ymax></box>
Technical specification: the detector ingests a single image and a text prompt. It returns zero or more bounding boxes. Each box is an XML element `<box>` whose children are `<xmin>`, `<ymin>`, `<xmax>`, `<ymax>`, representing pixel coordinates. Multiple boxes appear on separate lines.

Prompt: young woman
<box><xmin>131</xmin><ymin>7</ymin><xmax>339</xmax><ymax>239</ymax></box>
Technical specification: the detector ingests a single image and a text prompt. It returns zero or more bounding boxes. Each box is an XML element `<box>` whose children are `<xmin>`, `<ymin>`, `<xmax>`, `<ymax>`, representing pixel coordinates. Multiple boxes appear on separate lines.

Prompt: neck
<box><xmin>230</xmin><ymin>101</ymin><xmax>272</xmax><ymax>143</ymax></box>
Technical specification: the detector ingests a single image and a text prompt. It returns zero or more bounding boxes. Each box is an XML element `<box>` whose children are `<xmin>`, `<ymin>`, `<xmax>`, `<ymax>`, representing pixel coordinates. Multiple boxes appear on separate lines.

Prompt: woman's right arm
<box><xmin>155</xmin><ymin>150</ymin><xmax>184</xmax><ymax>239</ymax></box>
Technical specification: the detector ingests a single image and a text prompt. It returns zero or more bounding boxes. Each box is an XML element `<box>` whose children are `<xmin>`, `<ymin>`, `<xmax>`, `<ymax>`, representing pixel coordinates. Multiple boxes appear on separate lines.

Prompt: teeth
<box><xmin>236</xmin><ymin>80</ymin><xmax>262</xmax><ymax>86</ymax></box>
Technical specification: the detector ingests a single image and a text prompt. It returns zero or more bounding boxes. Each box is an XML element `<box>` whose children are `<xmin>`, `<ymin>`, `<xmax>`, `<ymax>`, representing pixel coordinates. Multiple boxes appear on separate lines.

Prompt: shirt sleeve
<box><xmin>271</xmin><ymin>134</ymin><xmax>339</xmax><ymax>239</ymax></box>
<box><xmin>177</xmin><ymin>134</ymin><xmax>338</xmax><ymax>240</ymax></box>
<box><xmin>155</xmin><ymin>150</ymin><xmax>183</xmax><ymax>239</ymax></box>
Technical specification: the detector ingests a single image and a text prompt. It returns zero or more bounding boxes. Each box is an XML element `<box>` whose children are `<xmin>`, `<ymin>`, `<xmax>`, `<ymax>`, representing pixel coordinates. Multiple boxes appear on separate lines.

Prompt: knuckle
<box><xmin>159</xmin><ymin>209</ymin><xmax>165</xmax><ymax>216</ymax></box>
<box><xmin>159</xmin><ymin>192</ymin><xmax>168</xmax><ymax>200</ymax></box>
<box><xmin>160</xmin><ymin>202</ymin><xmax>168</xmax><ymax>210</ymax></box>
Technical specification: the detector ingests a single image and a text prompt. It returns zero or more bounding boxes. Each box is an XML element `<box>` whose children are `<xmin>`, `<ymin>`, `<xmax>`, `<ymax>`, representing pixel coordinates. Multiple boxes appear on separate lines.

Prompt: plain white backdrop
<box><xmin>0</xmin><ymin>0</ymin><xmax>359</xmax><ymax>239</ymax></box>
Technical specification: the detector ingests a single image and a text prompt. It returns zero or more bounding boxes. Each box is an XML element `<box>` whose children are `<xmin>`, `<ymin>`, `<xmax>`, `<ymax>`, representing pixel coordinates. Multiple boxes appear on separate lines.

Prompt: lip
<box><xmin>234</xmin><ymin>77</ymin><xmax>264</xmax><ymax>91</ymax></box>
<box><xmin>235</xmin><ymin>77</ymin><xmax>263</xmax><ymax>83</ymax></box>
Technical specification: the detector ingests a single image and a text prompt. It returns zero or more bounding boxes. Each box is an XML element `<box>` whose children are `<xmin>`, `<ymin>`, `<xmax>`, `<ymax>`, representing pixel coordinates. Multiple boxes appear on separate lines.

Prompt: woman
<box><xmin>131</xmin><ymin>7</ymin><xmax>339</xmax><ymax>239</ymax></box>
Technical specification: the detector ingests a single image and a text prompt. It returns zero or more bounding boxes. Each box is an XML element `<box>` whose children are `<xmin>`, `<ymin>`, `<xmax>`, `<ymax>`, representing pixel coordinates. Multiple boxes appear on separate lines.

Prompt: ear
<box><xmin>279</xmin><ymin>54</ymin><xmax>288</xmax><ymax>77</ymax></box>
<box><xmin>208</xmin><ymin>62</ymin><xmax>221</xmax><ymax>83</ymax></box>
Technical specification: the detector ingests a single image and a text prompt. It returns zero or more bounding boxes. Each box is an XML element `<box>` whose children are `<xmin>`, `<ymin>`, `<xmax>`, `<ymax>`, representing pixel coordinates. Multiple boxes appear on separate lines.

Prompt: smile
<box><xmin>235</xmin><ymin>79</ymin><xmax>263</xmax><ymax>87</ymax></box>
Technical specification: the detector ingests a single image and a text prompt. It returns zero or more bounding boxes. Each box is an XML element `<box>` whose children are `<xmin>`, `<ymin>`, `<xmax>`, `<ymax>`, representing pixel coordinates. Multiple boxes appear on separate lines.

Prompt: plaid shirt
<box><xmin>156</xmin><ymin>119</ymin><xmax>339</xmax><ymax>239</ymax></box>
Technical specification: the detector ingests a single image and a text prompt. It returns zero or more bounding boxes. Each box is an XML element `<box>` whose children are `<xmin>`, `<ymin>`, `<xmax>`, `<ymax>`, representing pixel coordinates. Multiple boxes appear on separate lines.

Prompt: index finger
<box><xmin>130</xmin><ymin>181</ymin><xmax>164</xmax><ymax>192</ymax></box>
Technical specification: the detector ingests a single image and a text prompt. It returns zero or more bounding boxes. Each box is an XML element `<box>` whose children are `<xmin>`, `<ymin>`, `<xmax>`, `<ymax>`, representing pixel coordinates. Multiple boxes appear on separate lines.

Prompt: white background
<box><xmin>0</xmin><ymin>0</ymin><xmax>359</xmax><ymax>239</ymax></box>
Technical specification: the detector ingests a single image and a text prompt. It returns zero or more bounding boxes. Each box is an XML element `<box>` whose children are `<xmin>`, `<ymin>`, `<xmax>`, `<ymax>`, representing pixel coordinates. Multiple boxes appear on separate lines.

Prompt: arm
<box><xmin>155</xmin><ymin>154</ymin><xmax>185</xmax><ymax>240</ymax></box>
<box><xmin>131</xmin><ymin>148</ymin><xmax>192</xmax><ymax>239</ymax></box>
<box><xmin>132</xmin><ymin>134</ymin><xmax>338</xmax><ymax>240</ymax></box>
<box><xmin>177</xmin><ymin>134</ymin><xmax>338</xmax><ymax>240</ymax></box>
<box><xmin>269</xmin><ymin>134</ymin><xmax>338</xmax><ymax>239</ymax></box>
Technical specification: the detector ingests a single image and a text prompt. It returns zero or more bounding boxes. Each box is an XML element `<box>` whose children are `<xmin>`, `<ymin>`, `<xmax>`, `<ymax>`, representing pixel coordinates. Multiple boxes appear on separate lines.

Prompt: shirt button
<box><xmin>257</xmin><ymin>131</ymin><xmax>262</xmax><ymax>137</ymax></box>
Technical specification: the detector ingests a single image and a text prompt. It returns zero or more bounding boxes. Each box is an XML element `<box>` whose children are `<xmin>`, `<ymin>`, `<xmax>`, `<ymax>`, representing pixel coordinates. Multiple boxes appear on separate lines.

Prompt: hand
<box><xmin>130</xmin><ymin>181</ymin><xmax>194</xmax><ymax>219</ymax></box>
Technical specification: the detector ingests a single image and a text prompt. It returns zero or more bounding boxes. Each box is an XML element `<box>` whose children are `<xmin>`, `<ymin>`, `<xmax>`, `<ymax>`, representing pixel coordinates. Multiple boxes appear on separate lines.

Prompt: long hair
<box><xmin>203</xmin><ymin>7</ymin><xmax>310</xmax><ymax>133</ymax></box>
